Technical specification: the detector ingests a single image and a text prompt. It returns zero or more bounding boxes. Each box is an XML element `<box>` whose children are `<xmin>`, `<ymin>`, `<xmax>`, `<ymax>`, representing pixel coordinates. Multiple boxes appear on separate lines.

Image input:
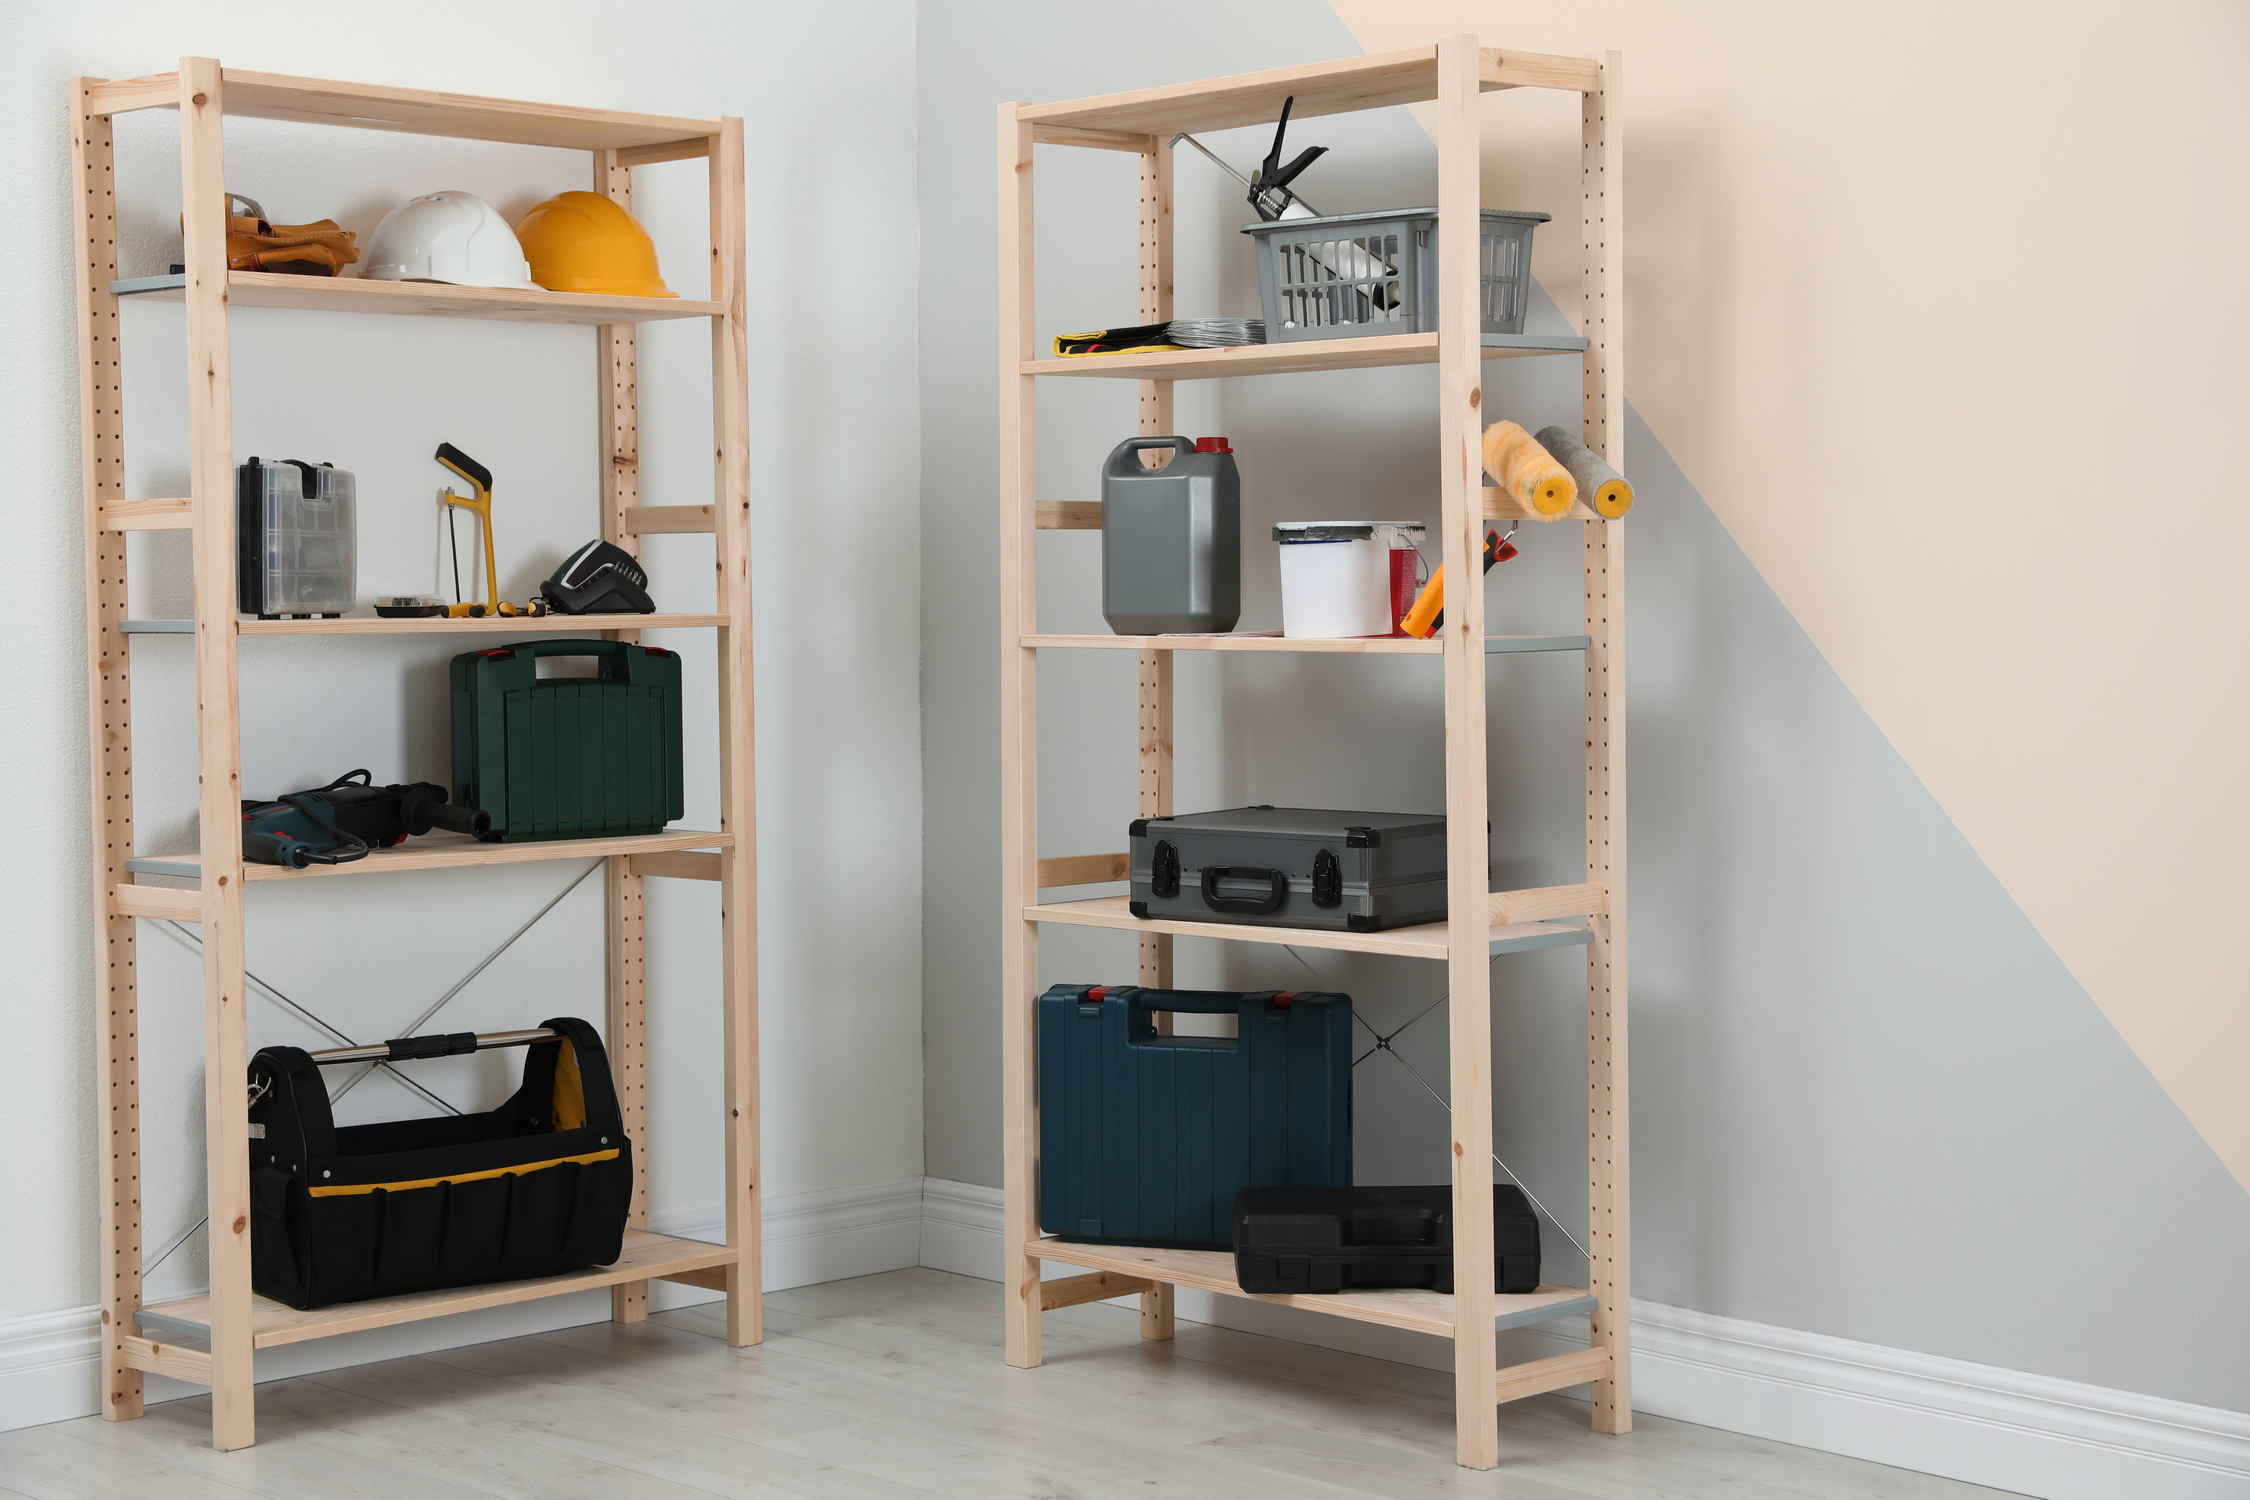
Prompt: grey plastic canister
<box><xmin>1101</xmin><ymin>436</ymin><xmax>1241</xmax><ymax>635</ymax></box>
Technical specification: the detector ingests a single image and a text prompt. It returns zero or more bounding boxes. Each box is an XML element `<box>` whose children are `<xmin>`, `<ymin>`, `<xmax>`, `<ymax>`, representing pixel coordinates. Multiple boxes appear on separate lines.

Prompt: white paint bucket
<box><xmin>1274</xmin><ymin>522</ymin><xmax>1426</xmax><ymax>638</ymax></box>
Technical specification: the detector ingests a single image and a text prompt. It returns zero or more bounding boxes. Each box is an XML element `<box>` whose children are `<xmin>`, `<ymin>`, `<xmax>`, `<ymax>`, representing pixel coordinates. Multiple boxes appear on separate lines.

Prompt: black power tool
<box><xmin>540</xmin><ymin>539</ymin><xmax>655</xmax><ymax>615</ymax></box>
<box><xmin>241</xmin><ymin>770</ymin><xmax>491</xmax><ymax>869</ymax></box>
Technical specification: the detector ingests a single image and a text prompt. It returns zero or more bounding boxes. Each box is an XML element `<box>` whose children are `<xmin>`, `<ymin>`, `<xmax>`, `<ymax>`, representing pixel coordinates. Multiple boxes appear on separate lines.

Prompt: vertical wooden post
<box><xmin>73</xmin><ymin>78</ymin><xmax>142</xmax><ymax>1426</ymax></box>
<box><xmin>596</xmin><ymin>146</ymin><xmax>652</xmax><ymax>1328</ymax></box>
<box><xmin>1580</xmin><ymin>49</ymin><xmax>1632</xmax><ymax>1437</ymax></box>
<box><xmin>1134</xmin><ymin>136</ymin><xmax>1177</xmax><ymax>1344</ymax></box>
<box><xmin>709</xmin><ymin>116</ymin><xmax>761</xmax><ymax>1347</ymax></box>
<box><xmin>1434</xmin><ymin>35</ymin><xmax>1498</xmax><ymax>1472</ymax></box>
<box><xmin>997</xmin><ymin>102</ymin><xmax>1043</xmax><ymax>1369</ymax></box>
<box><xmin>179</xmin><ymin>56</ymin><xmax>254</xmax><ymax>1453</ymax></box>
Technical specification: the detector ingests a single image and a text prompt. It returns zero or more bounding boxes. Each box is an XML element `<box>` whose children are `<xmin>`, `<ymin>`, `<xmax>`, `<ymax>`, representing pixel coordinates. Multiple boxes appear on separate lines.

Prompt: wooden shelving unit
<box><xmin>997</xmin><ymin>38</ymin><xmax>1627</xmax><ymax>1470</ymax></box>
<box><xmin>72</xmin><ymin>59</ymin><xmax>759</xmax><ymax>1451</ymax></box>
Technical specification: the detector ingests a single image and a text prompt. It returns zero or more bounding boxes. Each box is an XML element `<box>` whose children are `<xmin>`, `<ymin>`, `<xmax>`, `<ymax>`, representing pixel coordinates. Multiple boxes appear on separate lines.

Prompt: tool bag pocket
<box><xmin>247</xmin><ymin>1017</ymin><xmax>633</xmax><ymax>1310</ymax></box>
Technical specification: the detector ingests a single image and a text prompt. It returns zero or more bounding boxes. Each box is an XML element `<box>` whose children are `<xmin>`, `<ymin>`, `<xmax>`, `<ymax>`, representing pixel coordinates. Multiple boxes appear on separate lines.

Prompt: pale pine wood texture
<box><xmin>1134</xmin><ymin>138</ymin><xmax>1177</xmax><ymax>1343</ymax></box>
<box><xmin>1582</xmin><ymin>50</ymin><xmax>1633</xmax><ymax>1436</ymax></box>
<box><xmin>1029</xmin><ymin>1240</ymin><xmax>1590</xmax><ymax>1338</ymax></box>
<box><xmin>116</xmin><ymin>270</ymin><xmax>722</xmax><ymax>324</ymax></box>
<box><xmin>1034</xmin><ymin>852</ymin><xmax>1130</xmax><ymax>887</ymax></box>
<box><xmin>1023</xmin><ymin>331</ymin><xmax>1583</xmax><ymax>381</ymax></box>
<box><xmin>234</xmin><ymin>611</ymin><xmax>726</xmax><ymax>634</ymax></box>
<box><xmin>996</xmin><ymin>103</ymin><xmax>1043</xmax><ymax>1370</ymax></box>
<box><xmin>143</xmin><ymin>829</ymin><xmax>729</xmax><ymax>882</ymax></box>
<box><xmin>626</xmin><ymin>849</ymin><xmax>724</xmax><ymax>882</ymax></box>
<box><xmin>710</xmin><ymin>115</ymin><xmax>761</xmax><ymax>1350</ymax></box>
<box><xmin>100</xmin><ymin>496</ymin><xmax>192</xmax><ymax>530</ymax></box>
<box><xmin>1488</xmin><ymin>881</ymin><xmax>1605</xmax><ymax>923</ymax></box>
<box><xmin>179</xmin><ymin>57</ymin><xmax>255</xmax><ymax>1454</ymax></box>
<box><xmin>1029</xmin><ymin>894</ymin><xmax>1592</xmax><ymax>962</ymax></box>
<box><xmin>1434</xmin><ymin>35</ymin><xmax>1499</xmax><ymax>1470</ymax></box>
<box><xmin>1018</xmin><ymin>44</ymin><xmax>1597</xmax><ymax>135</ymax></box>
<box><xmin>2</xmin><ymin>1270</ymin><xmax>2002</xmax><ymax>1500</ymax></box>
<box><xmin>154</xmin><ymin>66</ymin><xmax>715</xmax><ymax>149</ymax></box>
<box><xmin>597</xmin><ymin>146</ymin><xmax>651</xmax><ymax>1330</ymax></box>
<box><xmin>73</xmin><ymin>80</ymin><xmax>142</xmax><ymax>1427</ymax></box>
<box><xmin>139</xmin><ymin>1232</ymin><xmax>734</xmax><ymax>1347</ymax></box>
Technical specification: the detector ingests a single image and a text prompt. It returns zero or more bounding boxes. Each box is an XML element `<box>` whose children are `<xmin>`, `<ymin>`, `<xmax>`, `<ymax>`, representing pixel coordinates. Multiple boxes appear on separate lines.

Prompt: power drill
<box><xmin>241</xmin><ymin>769</ymin><xmax>491</xmax><ymax>869</ymax></box>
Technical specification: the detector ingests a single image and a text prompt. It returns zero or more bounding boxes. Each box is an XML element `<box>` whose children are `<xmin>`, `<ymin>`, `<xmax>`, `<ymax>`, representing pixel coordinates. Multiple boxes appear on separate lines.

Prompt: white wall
<box><xmin>0</xmin><ymin>0</ymin><xmax>923</xmax><ymax>1323</ymax></box>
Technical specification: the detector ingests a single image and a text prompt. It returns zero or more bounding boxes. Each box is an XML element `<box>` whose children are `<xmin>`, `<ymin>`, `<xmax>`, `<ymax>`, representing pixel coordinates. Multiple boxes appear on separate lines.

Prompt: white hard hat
<box><xmin>360</xmin><ymin>191</ymin><xmax>540</xmax><ymax>291</ymax></box>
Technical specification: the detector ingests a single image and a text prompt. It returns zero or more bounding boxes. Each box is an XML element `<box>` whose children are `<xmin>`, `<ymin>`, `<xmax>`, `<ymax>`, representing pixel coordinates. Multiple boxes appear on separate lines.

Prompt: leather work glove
<box><xmin>225</xmin><ymin>211</ymin><xmax>360</xmax><ymax>275</ymax></box>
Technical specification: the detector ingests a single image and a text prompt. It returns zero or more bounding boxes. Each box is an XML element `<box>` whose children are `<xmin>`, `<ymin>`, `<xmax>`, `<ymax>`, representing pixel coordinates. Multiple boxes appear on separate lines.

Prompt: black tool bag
<box><xmin>1232</xmin><ymin>1184</ymin><xmax>1541</xmax><ymax>1295</ymax></box>
<box><xmin>1130</xmin><ymin>807</ymin><xmax>1486</xmax><ymax>932</ymax></box>
<box><xmin>246</xmin><ymin>1017</ymin><xmax>633</xmax><ymax>1309</ymax></box>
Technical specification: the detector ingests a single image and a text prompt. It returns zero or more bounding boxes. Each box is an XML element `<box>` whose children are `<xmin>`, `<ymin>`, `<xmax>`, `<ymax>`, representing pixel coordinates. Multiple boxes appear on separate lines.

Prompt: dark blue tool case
<box><xmin>1038</xmin><ymin>984</ymin><xmax>1352</xmax><ymax>1250</ymax></box>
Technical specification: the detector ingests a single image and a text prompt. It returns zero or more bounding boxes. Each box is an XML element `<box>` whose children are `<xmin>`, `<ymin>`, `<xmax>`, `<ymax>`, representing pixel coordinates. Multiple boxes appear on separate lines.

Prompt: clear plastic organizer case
<box><xmin>236</xmin><ymin>457</ymin><xmax>356</xmax><ymax>618</ymax></box>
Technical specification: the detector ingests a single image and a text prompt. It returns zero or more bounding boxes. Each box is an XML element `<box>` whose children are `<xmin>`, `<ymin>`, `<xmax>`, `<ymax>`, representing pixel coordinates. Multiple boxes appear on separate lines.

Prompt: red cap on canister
<box><xmin>1194</xmin><ymin>437</ymin><xmax>1233</xmax><ymax>453</ymax></box>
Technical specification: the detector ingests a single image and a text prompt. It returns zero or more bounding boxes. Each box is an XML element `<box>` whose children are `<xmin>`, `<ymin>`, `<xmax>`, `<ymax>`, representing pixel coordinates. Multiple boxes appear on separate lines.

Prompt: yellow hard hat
<box><xmin>517</xmin><ymin>191</ymin><xmax>676</xmax><ymax>298</ymax></box>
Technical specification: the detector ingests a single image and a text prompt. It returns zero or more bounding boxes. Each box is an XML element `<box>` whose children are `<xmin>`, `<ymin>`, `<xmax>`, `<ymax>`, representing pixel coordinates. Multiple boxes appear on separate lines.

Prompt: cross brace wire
<box><xmin>1284</xmin><ymin>946</ymin><xmax>1592</xmax><ymax>1265</ymax></box>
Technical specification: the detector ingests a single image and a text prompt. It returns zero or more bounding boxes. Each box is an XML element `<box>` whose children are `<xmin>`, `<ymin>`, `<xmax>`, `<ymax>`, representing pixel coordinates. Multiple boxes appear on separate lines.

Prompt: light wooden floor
<box><xmin>2</xmin><ymin>1268</ymin><xmax>2017</xmax><ymax>1499</ymax></box>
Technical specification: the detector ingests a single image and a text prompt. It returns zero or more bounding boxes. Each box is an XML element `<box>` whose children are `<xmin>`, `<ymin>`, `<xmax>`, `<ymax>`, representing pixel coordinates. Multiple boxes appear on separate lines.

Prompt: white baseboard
<box><xmin>0</xmin><ymin>1176</ymin><xmax>926</xmax><ymax>1436</ymax></box>
<box><xmin>913</xmin><ymin>1177</ymin><xmax>2250</xmax><ymax>1500</ymax></box>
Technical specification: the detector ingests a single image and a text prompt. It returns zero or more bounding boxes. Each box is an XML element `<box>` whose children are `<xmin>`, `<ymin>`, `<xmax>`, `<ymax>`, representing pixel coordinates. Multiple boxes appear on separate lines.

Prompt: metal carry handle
<box><xmin>306</xmin><ymin>1028</ymin><xmax>557</xmax><ymax>1066</ymax></box>
<box><xmin>1199</xmin><ymin>865</ymin><xmax>1289</xmax><ymax>916</ymax></box>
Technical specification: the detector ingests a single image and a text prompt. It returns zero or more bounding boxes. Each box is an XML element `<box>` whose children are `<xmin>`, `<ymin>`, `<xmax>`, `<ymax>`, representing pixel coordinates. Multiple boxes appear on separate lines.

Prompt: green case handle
<box><xmin>481</xmin><ymin>638</ymin><xmax>670</xmax><ymax>682</ymax></box>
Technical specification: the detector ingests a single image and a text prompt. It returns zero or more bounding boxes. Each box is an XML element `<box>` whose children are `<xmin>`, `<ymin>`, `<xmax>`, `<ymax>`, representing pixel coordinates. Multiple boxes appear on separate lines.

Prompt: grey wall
<box><xmin>1</xmin><ymin>0</ymin><xmax>925</xmax><ymax>1320</ymax></box>
<box><xmin>916</xmin><ymin>0</ymin><xmax>2250</xmax><ymax>1411</ymax></box>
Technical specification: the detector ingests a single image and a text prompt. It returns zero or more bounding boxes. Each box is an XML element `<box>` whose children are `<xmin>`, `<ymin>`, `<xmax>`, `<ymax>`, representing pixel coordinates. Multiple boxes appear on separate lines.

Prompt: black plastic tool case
<box><xmin>1232</xmin><ymin>1183</ymin><xmax>1541</xmax><ymax>1295</ymax></box>
<box><xmin>1129</xmin><ymin>806</ymin><xmax>1484</xmax><ymax>932</ymax></box>
<box><xmin>246</xmin><ymin>1017</ymin><xmax>633</xmax><ymax>1309</ymax></box>
<box><xmin>1039</xmin><ymin>985</ymin><xmax>1352</xmax><ymax>1250</ymax></box>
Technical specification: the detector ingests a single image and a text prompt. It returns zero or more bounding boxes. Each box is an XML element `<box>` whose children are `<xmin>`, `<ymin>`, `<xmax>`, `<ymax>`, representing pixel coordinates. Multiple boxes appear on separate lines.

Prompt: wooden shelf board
<box><xmin>1024</xmin><ymin>633</ymin><xmax>1590</xmax><ymax>655</ymax></box>
<box><xmin>1022</xmin><ymin>331</ymin><xmax>1585</xmax><ymax>382</ymax></box>
<box><xmin>1017</xmin><ymin>46</ymin><xmax>1600</xmax><ymax>136</ymax></box>
<box><xmin>136</xmin><ymin>1231</ymin><xmax>734</xmax><ymax>1350</ymax></box>
<box><xmin>1026</xmin><ymin>895</ymin><xmax>1592</xmax><ymax>960</ymax></box>
<box><xmin>237</xmin><ymin>612</ymin><xmax>725</xmax><ymax>636</ymax></box>
<box><xmin>1026</xmin><ymin>1239</ymin><xmax>1594</xmax><ymax>1338</ymax></box>
<box><xmin>112</xmin><ymin>272</ymin><xmax>723</xmax><ymax>326</ymax></box>
<box><xmin>88</xmin><ymin>66</ymin><xmax>717</xmax><ymax>150</ymax></box>
<box><xmin>130</xmin><ymin>829</ymin><xmax>729</xmax><ymax>884</ymax></box>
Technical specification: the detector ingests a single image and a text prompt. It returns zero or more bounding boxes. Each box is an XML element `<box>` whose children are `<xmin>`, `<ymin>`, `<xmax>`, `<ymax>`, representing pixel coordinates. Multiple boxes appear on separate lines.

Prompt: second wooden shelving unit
<box><xmin>996</xmin><ymin>37</ymin><xmax>1628</xmax><ymax>1471</ymax></box>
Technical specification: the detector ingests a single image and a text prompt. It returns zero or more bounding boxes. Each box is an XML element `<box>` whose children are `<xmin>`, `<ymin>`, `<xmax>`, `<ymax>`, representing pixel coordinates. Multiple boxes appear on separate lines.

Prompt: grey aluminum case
<box><xmin>1128</xmin><ymin>806</ymin><xmax>1484</xmax><ymax>933</ymax></box>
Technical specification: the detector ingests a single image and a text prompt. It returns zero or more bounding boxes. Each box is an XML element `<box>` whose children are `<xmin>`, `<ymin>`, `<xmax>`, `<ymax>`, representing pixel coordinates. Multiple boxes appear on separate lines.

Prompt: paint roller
<box><xmin>1480</xmin><ymin>421</ymin><xmax>1576</xmax><ymax>520</ymax></box>
<box><xmin>1535</xmin><ymin>425</ymin><xmax>1635</xmax><ymax>519</ymax></box>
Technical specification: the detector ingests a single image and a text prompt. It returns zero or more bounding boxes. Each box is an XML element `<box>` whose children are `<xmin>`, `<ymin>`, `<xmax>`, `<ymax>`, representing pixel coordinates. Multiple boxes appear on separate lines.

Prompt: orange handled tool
<box><xmin>1398</xmin><ymin>528</ymin><xmax>1518</xmax><ymax>638</ymax></box>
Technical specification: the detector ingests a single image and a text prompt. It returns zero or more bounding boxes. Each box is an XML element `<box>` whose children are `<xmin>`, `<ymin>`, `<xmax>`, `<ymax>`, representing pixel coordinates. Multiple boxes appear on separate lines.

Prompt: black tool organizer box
<box><xmin>246</xmin><ymin>1017</ymin><xmax>632</xmax><ymax>1309</ymax></box>
<box><xmin>1232</xmin><ymin>1184</ymin><xmax>1541</xmax><ymax>1295</ymax></box>
<box><xmin>1129</xmin><ymin>806</ymin><xmax>1487</xmax><ymax>932</ymax></box>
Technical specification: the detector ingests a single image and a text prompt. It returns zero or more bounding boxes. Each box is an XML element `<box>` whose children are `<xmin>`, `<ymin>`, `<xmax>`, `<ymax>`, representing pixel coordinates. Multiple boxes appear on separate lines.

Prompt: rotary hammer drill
<box><xmin>241</xmin><ymin>769</ymin><xmax>490</xmax><ymax>869</ymax></box>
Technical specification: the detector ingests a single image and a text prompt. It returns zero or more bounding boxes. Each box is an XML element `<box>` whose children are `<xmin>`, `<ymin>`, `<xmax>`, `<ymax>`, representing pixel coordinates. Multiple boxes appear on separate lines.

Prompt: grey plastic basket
<box><xmin>1244</xmin><ymin>207</ymin><xmax>1549</xmax><ymax>342</ymax></box>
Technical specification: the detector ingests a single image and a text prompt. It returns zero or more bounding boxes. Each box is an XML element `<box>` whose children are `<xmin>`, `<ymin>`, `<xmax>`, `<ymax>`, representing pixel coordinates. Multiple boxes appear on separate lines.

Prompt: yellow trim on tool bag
<box><xmin>552</xmin><ymin>1037</ymin><xmax>587</xmax><ymax>1130</ymax></box>
<box><xmin>306</xmin><ymin>1148</ymin><xmax>618</xmax><ymax>1197</ymax></box>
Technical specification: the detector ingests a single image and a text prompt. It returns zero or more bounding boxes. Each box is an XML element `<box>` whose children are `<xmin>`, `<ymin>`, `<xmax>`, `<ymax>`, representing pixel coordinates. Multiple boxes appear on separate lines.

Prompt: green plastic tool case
<box><xmin>450</xmin><ymin>639</ymin><xmax>683</xmax><ymax>842</ymax></box>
